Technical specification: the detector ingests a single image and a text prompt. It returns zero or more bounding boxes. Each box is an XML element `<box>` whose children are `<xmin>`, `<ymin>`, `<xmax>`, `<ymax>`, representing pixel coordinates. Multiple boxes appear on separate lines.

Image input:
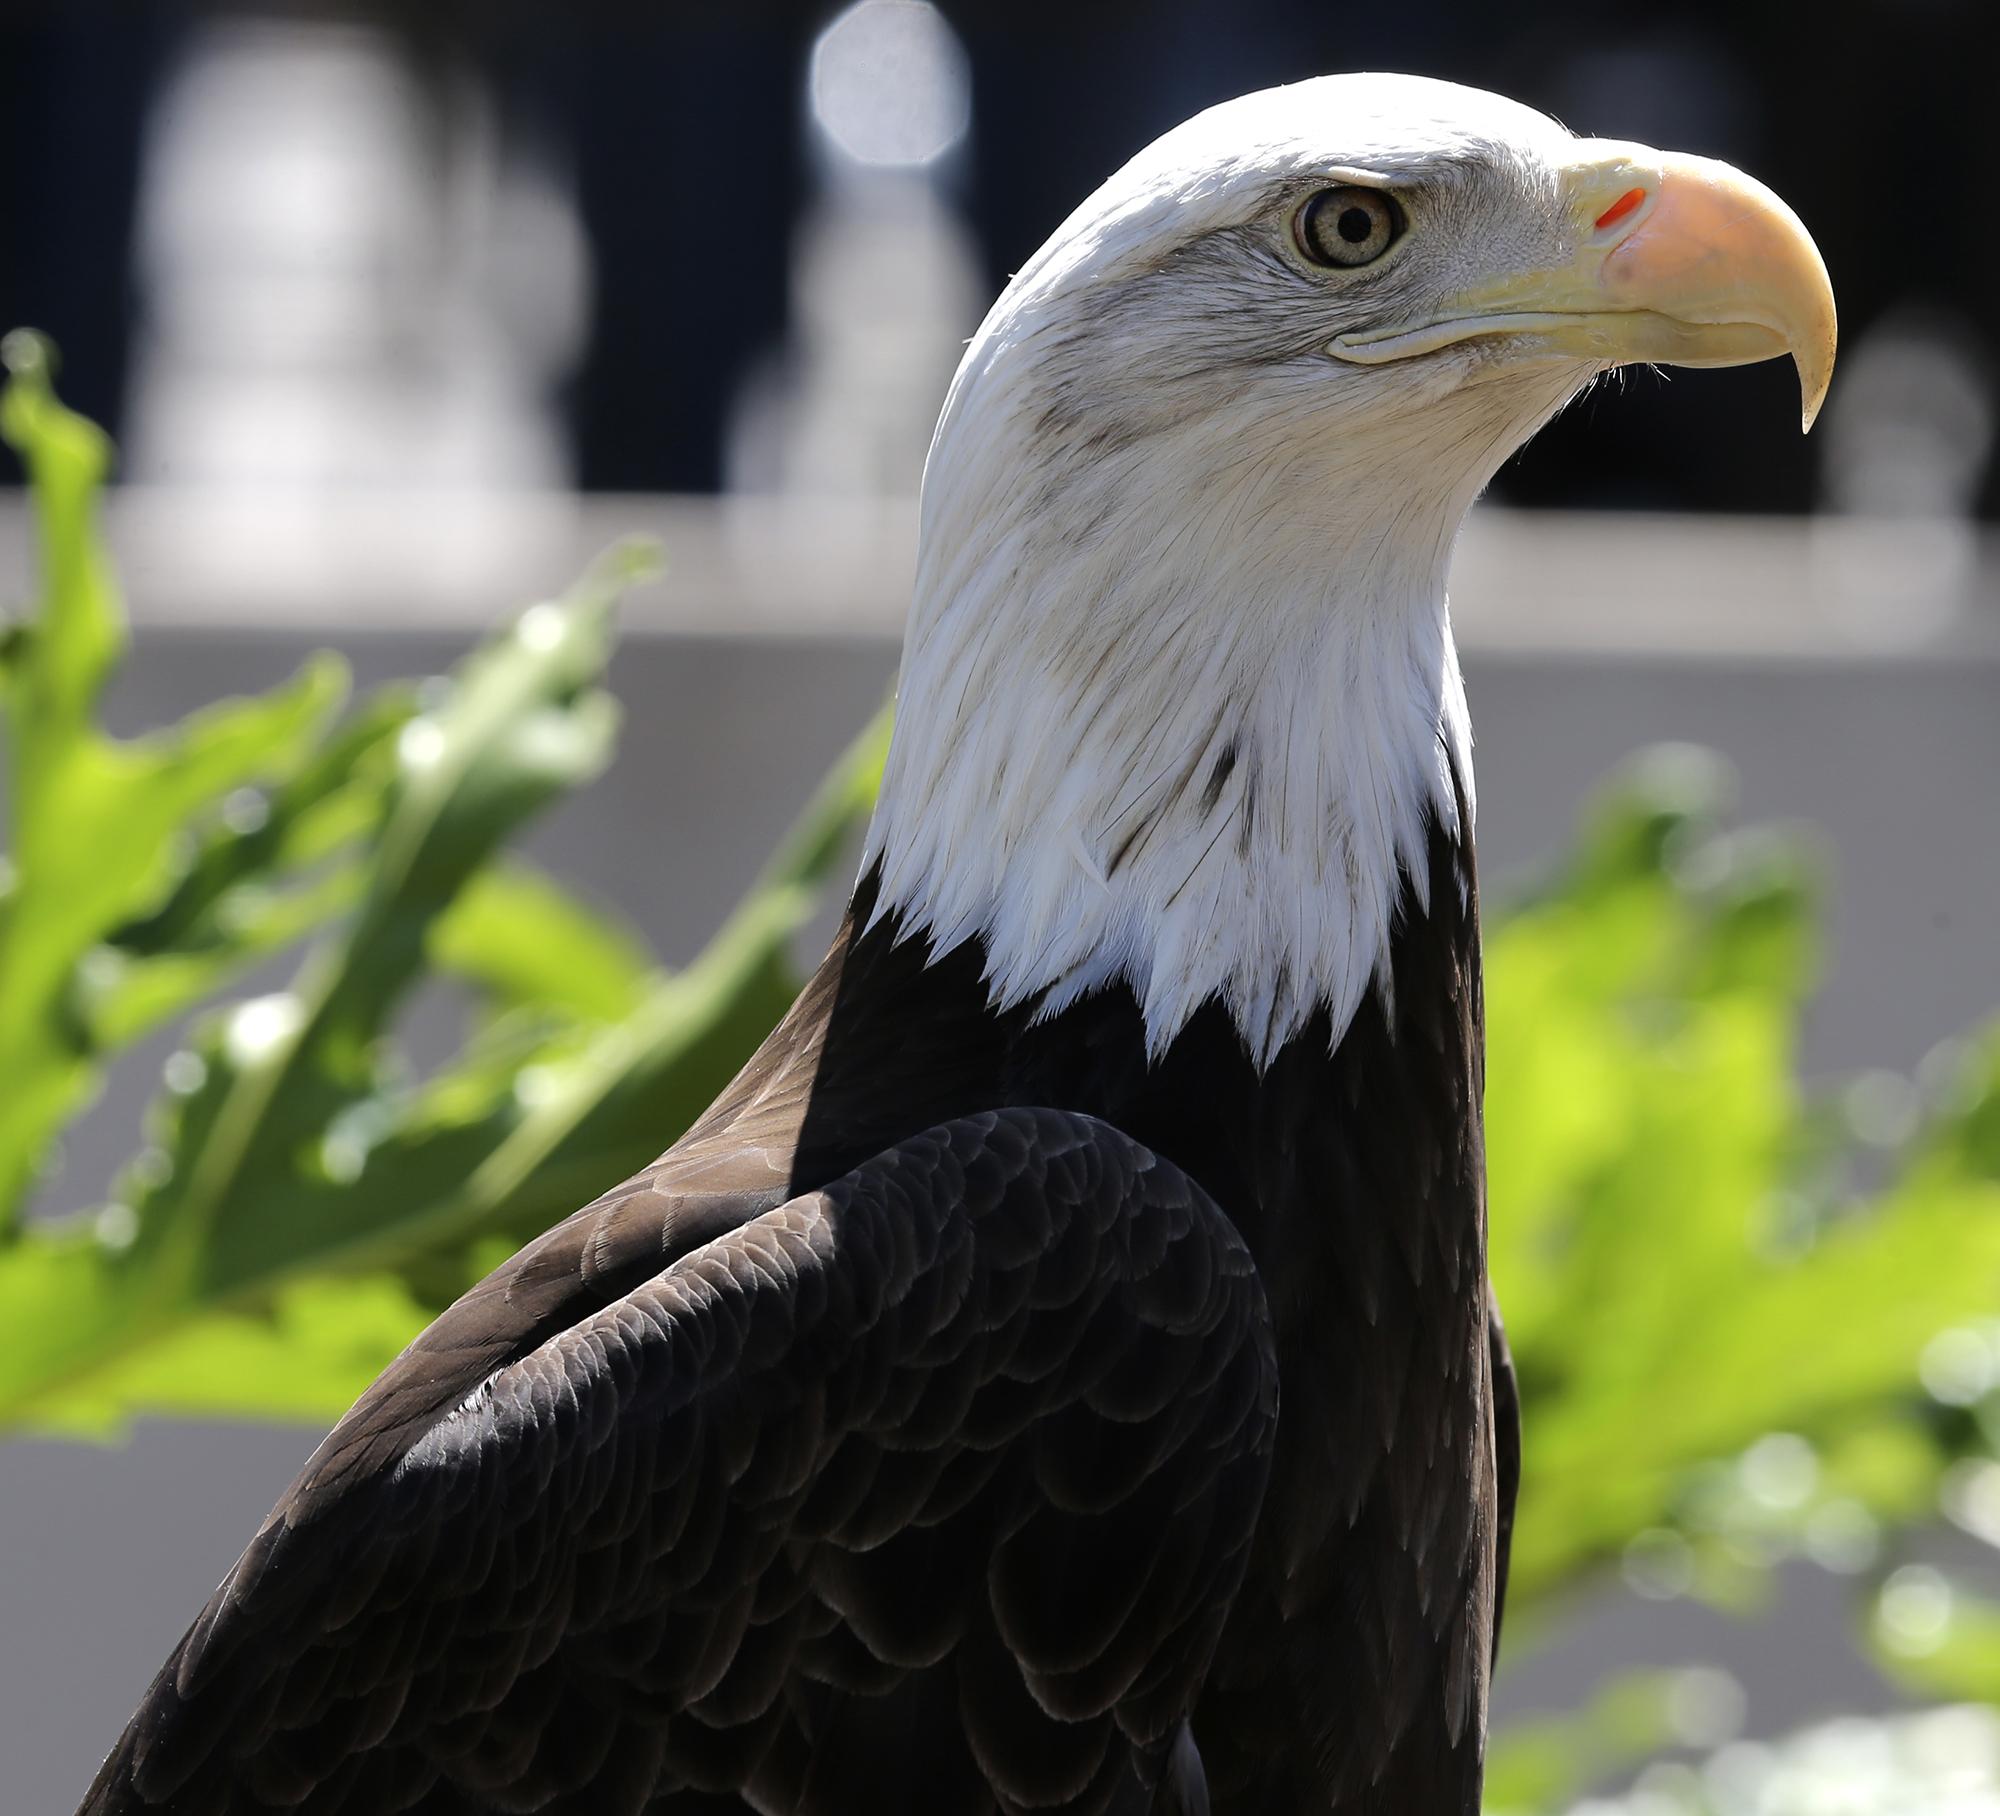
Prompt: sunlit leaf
<box><xmin>432</xmin><ymin>861</ymin><xmax>657</xmax><ymax>1023</ymax></box>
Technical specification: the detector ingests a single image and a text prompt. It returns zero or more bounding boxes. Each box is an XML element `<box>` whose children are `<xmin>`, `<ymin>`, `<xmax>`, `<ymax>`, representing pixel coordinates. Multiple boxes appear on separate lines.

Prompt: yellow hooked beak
<box><xmin>1330</xmin><ymin>143</ymin><xmax>1837</xmax><ymax>430</ymax></box>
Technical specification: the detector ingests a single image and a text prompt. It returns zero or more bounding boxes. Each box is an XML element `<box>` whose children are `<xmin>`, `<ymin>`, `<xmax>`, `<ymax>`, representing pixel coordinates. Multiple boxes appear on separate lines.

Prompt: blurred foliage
<box><xmin>7</xmin><ymin>349</ymin><xmax>2000</xmax><ymax>1808</ymax></box>
<box><xmin>1479</xmin><ymin>745</ymin><xmax>2000</xmax><ymax>1810</ymax></box>
<box><xmin>0</xmin><ymin>335</ymin><xmax>887</xmax><ymax>1433</ymax></box>
<box><xmin>1480</xmin><ymin>748</ymin><xmax>2000</xmax><ymax>1800</ymax></box>
<box><xmin>1556</xmin><ymin>1705</ymin><xmax>2000</xmax><ymax>1814</ymax></box>
<box><xmin>1490</xmin><ymin>754</ymin><xmax>2000</xmax><ymax>1611</ymax></box>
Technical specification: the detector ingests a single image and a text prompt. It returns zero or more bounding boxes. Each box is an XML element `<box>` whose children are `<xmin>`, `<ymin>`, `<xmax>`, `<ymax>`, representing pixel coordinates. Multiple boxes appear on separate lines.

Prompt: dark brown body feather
<box><xmin>80</xmin><ymin>800</ymin><xmax>1510</xmax><ymax>1815</ymax></box>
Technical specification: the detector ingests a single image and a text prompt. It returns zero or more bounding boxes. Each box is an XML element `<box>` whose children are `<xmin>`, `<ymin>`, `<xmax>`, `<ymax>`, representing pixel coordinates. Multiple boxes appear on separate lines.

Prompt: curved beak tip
<box><xmin>1798</xmin><ymin>341</ymin><xmax>1835</xmax><ymax>434</ymax></box>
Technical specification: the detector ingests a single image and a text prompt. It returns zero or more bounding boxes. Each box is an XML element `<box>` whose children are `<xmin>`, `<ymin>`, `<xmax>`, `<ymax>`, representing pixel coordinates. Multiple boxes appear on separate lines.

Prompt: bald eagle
<box><xmin>81</xmin><ymin>73</ymin><xmax>1833</xmax><ymax>1816</ymax></box>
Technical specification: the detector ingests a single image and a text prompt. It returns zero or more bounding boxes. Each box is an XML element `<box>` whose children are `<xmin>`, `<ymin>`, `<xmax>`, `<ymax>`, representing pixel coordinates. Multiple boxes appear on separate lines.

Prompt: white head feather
<box><xmin>865</xmin><ymin>74</ymin><xmax>1598</xmax><ymax>1065</ymax></box>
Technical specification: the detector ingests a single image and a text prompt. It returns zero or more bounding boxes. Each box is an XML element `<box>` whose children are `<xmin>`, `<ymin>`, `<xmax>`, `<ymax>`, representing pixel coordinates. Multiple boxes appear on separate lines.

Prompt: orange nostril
<box><xmin>1594</xmin><ymin>187</ymin><xmax>1648</xmax><ymax>232</ymax></box>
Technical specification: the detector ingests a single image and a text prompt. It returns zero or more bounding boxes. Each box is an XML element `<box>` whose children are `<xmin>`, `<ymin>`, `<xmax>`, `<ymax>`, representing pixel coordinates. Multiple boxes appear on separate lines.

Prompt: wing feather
<box><xmin>81</xmin><ymin>1108</ymin><xmax>1275</xmax><ymax>1816</ymax></box>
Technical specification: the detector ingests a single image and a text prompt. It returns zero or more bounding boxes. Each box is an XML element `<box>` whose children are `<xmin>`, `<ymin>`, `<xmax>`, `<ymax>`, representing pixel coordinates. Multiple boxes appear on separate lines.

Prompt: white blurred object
<box><xmin>1821</xmin><ymin>308</ymin><xmax>1993</xmax><ymax>519</ymax></box>
<box><xmin>126</xmin><ymin>20</ymin><xmax>588</xmax><ymax>493</ymax></box>
<box><xmin>1813</xmin><ymin>307</ymin><xmax>1995</xmax><ymax>636</ymax></box>
<box><xmin>727</xmin><ymin>1</ymin><xmax>982</xmax><ymax>501</ymax></box>
<box><xmin>810</xmin><ymin>0</ymin><xmax>971</xmax><ymax>168</ymax></box>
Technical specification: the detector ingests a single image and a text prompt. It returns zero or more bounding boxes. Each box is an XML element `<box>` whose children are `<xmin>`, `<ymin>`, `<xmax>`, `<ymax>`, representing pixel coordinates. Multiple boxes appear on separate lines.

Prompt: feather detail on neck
<box><xmin>864</xmin><ymin>441</ymin><xmax>1476</xmax><ymax>1068</ymax></box>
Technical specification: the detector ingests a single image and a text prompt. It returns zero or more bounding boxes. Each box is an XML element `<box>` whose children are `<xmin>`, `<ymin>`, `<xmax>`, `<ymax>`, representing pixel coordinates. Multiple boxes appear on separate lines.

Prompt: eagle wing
<box><xmin>81</xmin><ymin>1108</ymin><xmax>1277</xmax><ymax>1816</ymax></box>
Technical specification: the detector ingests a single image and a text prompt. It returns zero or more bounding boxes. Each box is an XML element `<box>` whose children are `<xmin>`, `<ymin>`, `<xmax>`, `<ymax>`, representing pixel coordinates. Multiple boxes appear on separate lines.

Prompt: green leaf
<box><xmin>127</xmin><ymin>557</ymin><xmax>648</xmax><ymax>1303</ymax></box>
<box><xmin>109</xmin><ymin>685</ymin><xmax>416</xmax><ymax>961</ymax></box>
<box><xmin>0</xmin><ymin>330</ymin><xmax>121</xmax><ymax>734</ymax></box>
<box><xmin>0</xmin><ymin>345</ymin><xmax>363</xmax><ymax>1235</ymax></box>
<box><xmin>22</xmin><ymin>1274</ymin><xmax>432</xmax><ymax>1436</ymax></box>
<box><xmin>431</xmin><ymin>861</ymin><xmax>658</xmax><ymax>1024</ymax></box>
<box><xmin>1487</xmin><ymin>750</ymin><xmax>2000</xmax><ymax>1634</ymax></box>
<box><xmin>0</xmin><ymin>577</ymin><xmax>884</xmax><ymax>1430</ymax></box>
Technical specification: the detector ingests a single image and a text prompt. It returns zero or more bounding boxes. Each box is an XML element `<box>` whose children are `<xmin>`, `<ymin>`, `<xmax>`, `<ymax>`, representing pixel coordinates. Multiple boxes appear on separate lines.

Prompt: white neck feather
<box><xmin>863</xmin><ymin>376</ymin><xmax>1483</xmax><ymax>1068</ymax></box>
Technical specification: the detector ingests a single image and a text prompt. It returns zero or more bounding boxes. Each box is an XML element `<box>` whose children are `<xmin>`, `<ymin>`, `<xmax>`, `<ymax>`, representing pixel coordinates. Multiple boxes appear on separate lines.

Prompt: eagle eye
<box><xmin>1293</xmin><ymin>186</ymin><xmax>1402</xmax><ymax>269</ymax></box>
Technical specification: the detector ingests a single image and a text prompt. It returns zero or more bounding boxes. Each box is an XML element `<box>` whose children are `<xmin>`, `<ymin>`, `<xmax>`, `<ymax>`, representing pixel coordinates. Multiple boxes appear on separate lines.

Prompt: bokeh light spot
<box><xmin>811</xmin><ymin>2</ymin><xmax>971</xmax><ymax>168</ymax></box>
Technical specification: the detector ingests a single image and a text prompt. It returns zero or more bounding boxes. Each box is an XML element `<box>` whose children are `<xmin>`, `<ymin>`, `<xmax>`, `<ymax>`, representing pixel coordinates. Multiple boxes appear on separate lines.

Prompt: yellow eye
<box><xmin>1293</xmin><ymin>186</ymin><xmax>1403</xmax><ymax>269</ymax></box>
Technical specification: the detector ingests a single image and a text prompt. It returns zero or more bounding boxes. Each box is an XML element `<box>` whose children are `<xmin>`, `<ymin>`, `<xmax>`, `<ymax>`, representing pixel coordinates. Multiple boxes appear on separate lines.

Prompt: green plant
<box><xmin>0</xmin><ymin>334</ymin><xmax>886</xmax><ymax>1434</ymax></box>
<box><xmin>1481</xmin><ymin>756</ymin><xmax>2000</xmax><ymax>1805</ymax></box>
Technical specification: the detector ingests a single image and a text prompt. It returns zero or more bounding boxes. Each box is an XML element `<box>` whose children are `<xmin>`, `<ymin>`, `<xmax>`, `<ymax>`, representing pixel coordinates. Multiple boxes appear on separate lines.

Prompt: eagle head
<box><xmin>868</xmin><ymin>73</ymin><xmax>1835</xmax><ymax>1065</ymax></box>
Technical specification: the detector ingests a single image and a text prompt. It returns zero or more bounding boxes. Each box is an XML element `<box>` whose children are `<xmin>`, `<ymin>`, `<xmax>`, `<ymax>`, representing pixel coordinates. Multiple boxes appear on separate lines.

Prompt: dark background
<box><xmin>2</xmin><ymin>0</ymin><xmax>1992</xmax><ymax>512</ymax></box>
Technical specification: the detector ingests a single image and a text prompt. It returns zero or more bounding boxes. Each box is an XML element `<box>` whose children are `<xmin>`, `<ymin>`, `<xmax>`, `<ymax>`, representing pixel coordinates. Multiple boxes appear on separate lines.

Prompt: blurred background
<box><xmin>2</xmin><ymin>1</ymin><xmax>1999</xmax><ymax>1811</ymax></box>
<box><xmin>6</xmin><ymin>0</ymin><xmax>1996</xmax><ymax>511</ymax></box>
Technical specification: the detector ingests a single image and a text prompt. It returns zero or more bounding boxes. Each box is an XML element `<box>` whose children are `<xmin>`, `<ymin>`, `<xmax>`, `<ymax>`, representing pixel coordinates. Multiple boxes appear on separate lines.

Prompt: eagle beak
<box><xmin>1330</xmin><ymin>144</ymin><xmax>1837</xmax><ymax>431</ymax></box>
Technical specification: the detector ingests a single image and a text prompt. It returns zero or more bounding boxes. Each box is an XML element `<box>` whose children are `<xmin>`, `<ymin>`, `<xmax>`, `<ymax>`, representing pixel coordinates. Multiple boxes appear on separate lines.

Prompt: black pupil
<box><xmin>1336</xmin><ymin>205</ymin><xmax>1375</xmax><ymax>244</ymax></box>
